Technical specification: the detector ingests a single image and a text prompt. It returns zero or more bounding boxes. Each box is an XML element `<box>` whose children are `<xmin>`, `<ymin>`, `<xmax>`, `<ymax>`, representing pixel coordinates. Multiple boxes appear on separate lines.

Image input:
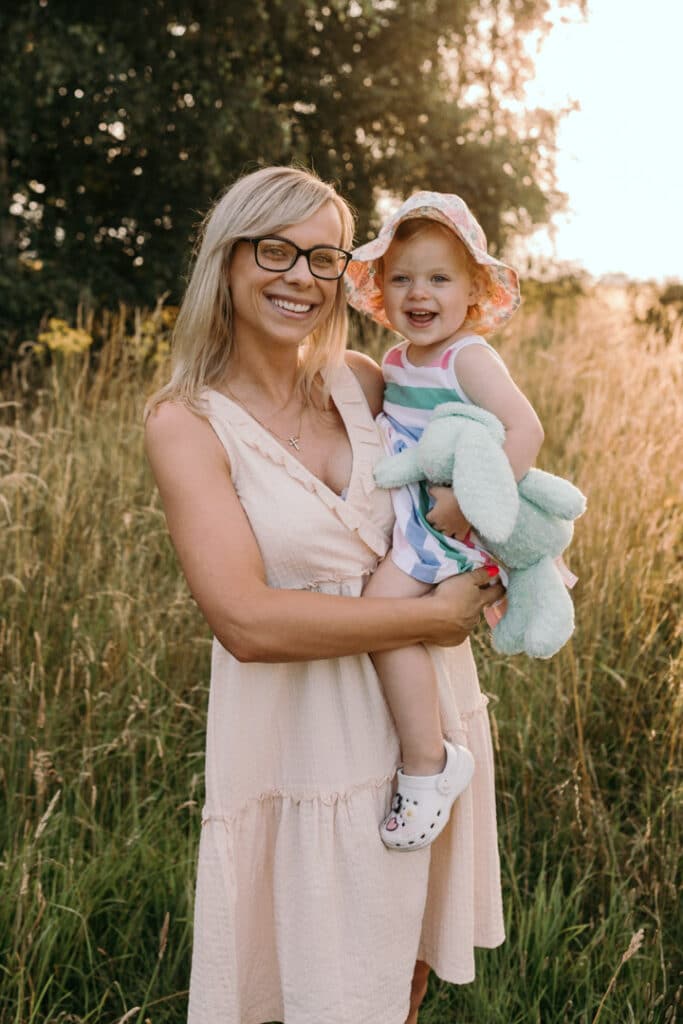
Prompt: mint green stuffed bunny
<box><xmin>373</xmin><ymin>403</ymin><xmax>587</xmax><ymax>658</ymax></box>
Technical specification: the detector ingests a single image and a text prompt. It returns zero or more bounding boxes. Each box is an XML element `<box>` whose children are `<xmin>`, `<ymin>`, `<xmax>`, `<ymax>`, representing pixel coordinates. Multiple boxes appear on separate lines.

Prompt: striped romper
<box><xmin>378</xmin><ymin>334</ymin><xmax>505</xmax><ymax>585</ymax></box>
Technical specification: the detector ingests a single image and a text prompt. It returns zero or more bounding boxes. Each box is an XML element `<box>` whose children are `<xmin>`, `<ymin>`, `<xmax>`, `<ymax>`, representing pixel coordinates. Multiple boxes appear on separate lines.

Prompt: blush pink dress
<box><xmin>188</xmin><ymin>364</ymin><xmax>504</xmax><ymax>1024</ymax></box>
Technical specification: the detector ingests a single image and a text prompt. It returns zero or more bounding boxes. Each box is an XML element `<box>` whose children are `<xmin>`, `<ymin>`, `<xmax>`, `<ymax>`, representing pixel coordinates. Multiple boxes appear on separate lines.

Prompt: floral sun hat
<box><xmin>345</xmin><ymin>191</ymin><xmax>520</xmax><ymax>337</ymax></box>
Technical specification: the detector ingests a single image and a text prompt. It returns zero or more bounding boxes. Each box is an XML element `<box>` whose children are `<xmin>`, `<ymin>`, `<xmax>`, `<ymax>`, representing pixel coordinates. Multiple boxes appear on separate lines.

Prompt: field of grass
<box><xmin>1</xmin><ymin>290</ymin><xmax>681</xmax><ymax>1023</ymax></box>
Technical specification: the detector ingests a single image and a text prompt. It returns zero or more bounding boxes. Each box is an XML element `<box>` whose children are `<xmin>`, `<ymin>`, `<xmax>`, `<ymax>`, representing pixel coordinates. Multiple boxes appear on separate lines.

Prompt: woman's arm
<box><xmin>144</xmin><ymin>401</ymin><xmax>502</xmax><ymax>663</ymax></box>
<box><xmin>454</xmin><ymin>345</ymin><xmax>544</xmax><ymax>479</ymax></box>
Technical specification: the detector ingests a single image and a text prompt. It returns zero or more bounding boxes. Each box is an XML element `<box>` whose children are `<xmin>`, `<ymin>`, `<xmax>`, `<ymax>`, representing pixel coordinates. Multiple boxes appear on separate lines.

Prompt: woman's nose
<box><xmin>283</xmin><ymin>253</ymin><xmax>315</xmax><ymax>285</ymax></box>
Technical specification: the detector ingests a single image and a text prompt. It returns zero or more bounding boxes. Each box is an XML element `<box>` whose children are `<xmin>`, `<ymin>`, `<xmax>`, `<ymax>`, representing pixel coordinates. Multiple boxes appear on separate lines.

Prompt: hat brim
<box><xmin>345</xmin><ymin>198</ymin><xmax>520</xmax><ymax>337</ymax></box>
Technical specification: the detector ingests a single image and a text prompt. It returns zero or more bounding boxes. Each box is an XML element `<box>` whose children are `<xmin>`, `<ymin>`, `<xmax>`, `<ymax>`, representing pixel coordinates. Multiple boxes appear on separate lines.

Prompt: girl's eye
<box><xmin>433</xmin><ymin>275</ymin><xmax>449</xmax><ymax>283</ymax></box>
<box><xmin>391</xmin><ymin>275</ymin><xmax>409</xmax><ymax>284</ymax></box>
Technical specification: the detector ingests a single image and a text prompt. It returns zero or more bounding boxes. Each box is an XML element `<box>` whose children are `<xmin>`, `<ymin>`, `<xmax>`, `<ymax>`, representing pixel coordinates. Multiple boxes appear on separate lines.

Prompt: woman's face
<box><xmin>228</xmin><ymin>201</ymin><xmax>343</xmax><ymax>352</ymax></box>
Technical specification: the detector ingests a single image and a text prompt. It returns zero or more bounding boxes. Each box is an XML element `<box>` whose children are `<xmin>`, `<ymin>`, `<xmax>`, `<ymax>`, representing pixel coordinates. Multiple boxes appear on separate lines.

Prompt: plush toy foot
<box><xmin>380</xmin><ymin>741</ymin><xmax>474</xmax><ymax>851</ymax></box>
<box><xmin>493</xmin><ymin>557</ymin><xmax>576</xmax><ymax>658</ymax></box>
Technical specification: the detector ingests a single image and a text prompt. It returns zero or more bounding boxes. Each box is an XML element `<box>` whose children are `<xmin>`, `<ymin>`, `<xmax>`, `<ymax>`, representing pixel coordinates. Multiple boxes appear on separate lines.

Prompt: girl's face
<box><xmin>380</xmin><ymin>225</ymin><xmax>479</xmax><ymax>363</ymax></box>
<box><xmin>228</xmin><ymin>201</ymin><xmax>343</xmax><ymax>353</ymax></box>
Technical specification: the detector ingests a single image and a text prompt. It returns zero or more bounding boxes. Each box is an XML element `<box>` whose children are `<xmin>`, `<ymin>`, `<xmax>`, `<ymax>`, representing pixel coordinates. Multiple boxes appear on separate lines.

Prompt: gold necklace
<box><xmin>224</xmin><ymin>386</ymin><xmax>305</xmax><ymax>452</ymax></box>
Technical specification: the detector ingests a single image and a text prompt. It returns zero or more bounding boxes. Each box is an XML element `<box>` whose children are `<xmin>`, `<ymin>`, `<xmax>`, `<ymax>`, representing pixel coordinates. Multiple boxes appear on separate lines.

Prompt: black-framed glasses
<box><xmin>243</xmin><ymin>235</ymin><xmax>352</xmax><ymax>280</ymax></box>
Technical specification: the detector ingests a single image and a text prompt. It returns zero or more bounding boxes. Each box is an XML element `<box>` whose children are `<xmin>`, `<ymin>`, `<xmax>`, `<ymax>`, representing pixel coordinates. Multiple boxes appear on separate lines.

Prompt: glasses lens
<box><xmin>309</xmin><ymin>247</ymin><xmax>349</xmax><ymax>279</ymax></box>
<box><xmin>255</xmin><ymin>238</ymin><xmax>297</xmax><ymax>271</ymax></box>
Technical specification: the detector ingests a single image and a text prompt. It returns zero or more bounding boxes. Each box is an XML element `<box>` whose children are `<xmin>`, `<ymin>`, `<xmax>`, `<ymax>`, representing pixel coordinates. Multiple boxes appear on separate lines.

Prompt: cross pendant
<box><xmin>288</xmin><ymin>436</ymin><xmax>301</xmax><ymax>451</ymax></box>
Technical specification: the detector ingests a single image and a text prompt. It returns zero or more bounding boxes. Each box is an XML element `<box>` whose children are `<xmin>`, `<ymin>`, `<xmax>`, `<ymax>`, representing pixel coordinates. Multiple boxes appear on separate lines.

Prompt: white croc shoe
<box><xmin>380</xmin><ymin>740</ymin><xmax>475</xmax><ymax>851</ymax></box>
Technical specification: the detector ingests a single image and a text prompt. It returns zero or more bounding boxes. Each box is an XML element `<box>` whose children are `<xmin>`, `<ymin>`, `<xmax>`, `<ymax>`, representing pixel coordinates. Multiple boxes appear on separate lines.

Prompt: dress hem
<box><xmin>418</xmin><ymin>931</ymin><xmax>506</xmax><ymax>987</ymax></box>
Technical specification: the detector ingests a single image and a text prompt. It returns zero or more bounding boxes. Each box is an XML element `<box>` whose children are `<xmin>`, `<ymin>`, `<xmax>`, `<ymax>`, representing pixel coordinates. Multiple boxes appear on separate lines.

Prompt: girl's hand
<box><xmin>426</xmin><ymin>485</ymin><xmax>471</xmax><ymax>539</ymax></box>
<box><xmin>428</xmin><ymin>568</ymin><xmax>505</xmax><ymax>646</ymax></box>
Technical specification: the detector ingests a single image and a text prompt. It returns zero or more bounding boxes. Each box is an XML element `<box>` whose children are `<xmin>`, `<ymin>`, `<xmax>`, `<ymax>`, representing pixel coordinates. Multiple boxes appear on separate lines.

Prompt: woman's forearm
<box><xmin>215</xmin><ymin>584</ymin><xmax>455</xmax><ymax>663</ymax></box>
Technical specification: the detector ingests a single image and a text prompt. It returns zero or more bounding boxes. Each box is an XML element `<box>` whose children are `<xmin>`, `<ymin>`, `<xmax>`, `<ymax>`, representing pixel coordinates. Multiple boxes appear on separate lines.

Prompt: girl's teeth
<box><xmin>272</xmin><ymin>298</ymin><xmax>313</xmax><ymax>313</ymax></box>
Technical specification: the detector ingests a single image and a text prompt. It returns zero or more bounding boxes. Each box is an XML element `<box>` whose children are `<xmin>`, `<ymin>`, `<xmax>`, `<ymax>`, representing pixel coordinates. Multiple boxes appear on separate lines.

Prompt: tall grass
<box><xmin>1</xmin><ymin>291</ymin><xmax>681</xmax><ymax>1023</ymax></box>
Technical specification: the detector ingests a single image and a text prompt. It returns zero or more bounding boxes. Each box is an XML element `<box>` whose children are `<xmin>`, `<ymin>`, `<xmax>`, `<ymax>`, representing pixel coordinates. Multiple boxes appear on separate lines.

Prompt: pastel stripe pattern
<box><xmin>379</xmin><ymin>336</ymin><xmax>504</xmax><ymax>585</ymax></box>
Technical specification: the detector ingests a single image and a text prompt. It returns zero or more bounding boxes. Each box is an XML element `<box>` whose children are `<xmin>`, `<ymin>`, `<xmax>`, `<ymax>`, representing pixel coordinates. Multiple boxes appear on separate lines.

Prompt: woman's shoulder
<box><xmin>145</xmin><ymin>396</ymin><xmax>206</xmax><ymax>442</ymax></box>
<box><xmin>144</xmin><ymin>396</ymin><xmax>230</xmax><ymax>473</ymax></box>
<box><xmin>344</xmin><ymin>349</ymin><xmax>384</xmax><ymax>416</ymax></box>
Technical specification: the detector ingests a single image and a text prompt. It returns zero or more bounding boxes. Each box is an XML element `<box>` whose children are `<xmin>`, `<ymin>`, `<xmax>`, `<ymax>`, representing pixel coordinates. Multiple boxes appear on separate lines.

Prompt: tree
<box><xmin>0</xmin><ymin>0</ymin><xmax>581</xmax><ymax>361</ymax></box>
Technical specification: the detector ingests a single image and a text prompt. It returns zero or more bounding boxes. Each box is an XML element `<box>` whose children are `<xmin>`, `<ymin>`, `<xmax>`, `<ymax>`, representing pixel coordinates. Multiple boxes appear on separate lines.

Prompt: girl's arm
<box><xmin>426</xmin><ymin>345</ymin><xmax>543</xmax><ymax>537</ymax></box>
<box><xmin>144</xmin><ymin>401</ymin><xmax>503</xmax><ymax>664</ymax></box>
<box><xmin>453</xmin><ymin>345</ymin><xmax>544</xmax><ymax>479</ymax></box>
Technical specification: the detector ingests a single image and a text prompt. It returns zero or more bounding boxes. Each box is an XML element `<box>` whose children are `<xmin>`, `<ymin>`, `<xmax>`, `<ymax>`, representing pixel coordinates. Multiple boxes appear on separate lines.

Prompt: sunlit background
<box><xmin>522</xmin><ymin>0</ymin><xmax>682</xmax><ymax>281</ymax></box>
<box><xmin>2</xmin><ymin>5</ymin><xmax>681</xmax><ymax>1022</ymax></box>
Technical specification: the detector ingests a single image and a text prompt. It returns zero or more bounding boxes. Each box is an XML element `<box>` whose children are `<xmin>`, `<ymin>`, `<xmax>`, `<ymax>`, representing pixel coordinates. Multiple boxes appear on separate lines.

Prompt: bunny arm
<box><xmin>518</xmin><ymin>469</ymin><xmax>586</xmax><ymax>521</ymax></box>
<box><xmin>373</xmin><ymin>447</ymin><xmax>424</xmax><ymax>489</ymax></box>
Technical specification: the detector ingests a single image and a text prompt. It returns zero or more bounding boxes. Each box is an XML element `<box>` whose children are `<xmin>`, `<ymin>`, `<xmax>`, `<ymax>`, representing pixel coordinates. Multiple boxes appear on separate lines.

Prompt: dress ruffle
<box><xmin>201</xmin><ymin>374</ymin><xmax>391</xmax><ymax>559</ymax></box>
<box><xmin>201</xmin><ymin>769</ymin><xmax>396</xmax><ymax>824</ymax></box>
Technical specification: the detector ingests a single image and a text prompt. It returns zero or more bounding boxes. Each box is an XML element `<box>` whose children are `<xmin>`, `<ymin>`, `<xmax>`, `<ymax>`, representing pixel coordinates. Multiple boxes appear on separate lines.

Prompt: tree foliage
<box><xmin>0</xmin><ymin>0</ymin><xmax>580</xmax><ymax>359</ymax></box>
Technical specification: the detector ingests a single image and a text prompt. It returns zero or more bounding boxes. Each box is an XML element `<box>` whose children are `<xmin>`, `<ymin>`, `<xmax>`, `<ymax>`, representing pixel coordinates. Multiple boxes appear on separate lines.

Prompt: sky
<box><xmin>521</xmin><ymin>0</ymin><xmax>683</xmax><ymax>281</ymax></box>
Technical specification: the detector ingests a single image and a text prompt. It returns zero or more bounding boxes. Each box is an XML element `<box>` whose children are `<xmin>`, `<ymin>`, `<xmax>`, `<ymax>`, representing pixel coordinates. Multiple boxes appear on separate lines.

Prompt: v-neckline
<box><xmin>206</xmin><ymin>374</ymin><xmax>357</xmax><ymax>503</ymax></box>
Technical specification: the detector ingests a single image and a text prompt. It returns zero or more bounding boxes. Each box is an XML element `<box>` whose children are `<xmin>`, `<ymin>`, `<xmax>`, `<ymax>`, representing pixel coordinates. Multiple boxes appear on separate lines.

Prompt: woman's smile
<box><xmin>266</xmin><ymin>293</ymin><xmax>318</xmax><ymax>317</ymax></box>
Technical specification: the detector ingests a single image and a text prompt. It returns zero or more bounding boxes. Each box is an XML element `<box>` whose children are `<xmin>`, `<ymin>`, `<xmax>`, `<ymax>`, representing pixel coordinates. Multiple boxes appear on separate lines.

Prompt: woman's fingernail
<box><xmin>485</xmin><ymin>565</ymin><xmax>499</xmax><ymax>577</ymax></box>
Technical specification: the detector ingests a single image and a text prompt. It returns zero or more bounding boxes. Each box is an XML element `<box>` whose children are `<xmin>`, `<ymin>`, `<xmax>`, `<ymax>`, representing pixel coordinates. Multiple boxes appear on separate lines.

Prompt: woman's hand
<box><xmin>426</xmin><ymin>485</ymin><xmax>471</xmax><ymax>539</ymax></box>
<box><xmin>427</xmin><ymin>568</ymin><xmax>505</xmax><ymax>647</ymax></box>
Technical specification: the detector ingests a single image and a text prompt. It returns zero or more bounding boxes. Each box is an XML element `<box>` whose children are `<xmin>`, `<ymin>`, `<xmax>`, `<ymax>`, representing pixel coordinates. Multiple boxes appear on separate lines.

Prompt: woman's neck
<box><xmin>223</xmin><ymin>344</ymin><xmax>302</xmax><ymax>408</ymax></box>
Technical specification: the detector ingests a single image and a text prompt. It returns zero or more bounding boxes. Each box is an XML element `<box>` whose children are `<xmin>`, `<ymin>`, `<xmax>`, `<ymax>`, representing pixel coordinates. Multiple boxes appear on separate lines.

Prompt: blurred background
<box><xmin>2</xmin><ymin>0</ymin><xmax>681</xmax><ymax>365</ymax></box>
<box><xmin>1</xmin><ymin>2</ymin><xmax>680</xmax><ymax>1023</ymax></box>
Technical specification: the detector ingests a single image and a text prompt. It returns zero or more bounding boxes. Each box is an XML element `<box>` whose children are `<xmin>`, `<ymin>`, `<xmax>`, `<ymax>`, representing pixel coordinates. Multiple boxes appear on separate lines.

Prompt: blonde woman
<box><xmin>144</xmin><ymin>166</ymin><xmax>506</xmax><ymax>1024</ymax></box>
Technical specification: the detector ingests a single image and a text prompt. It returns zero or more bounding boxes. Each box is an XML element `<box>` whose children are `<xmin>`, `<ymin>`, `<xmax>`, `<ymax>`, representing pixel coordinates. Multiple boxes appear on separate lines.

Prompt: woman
<box><xmin>144</xmin><ymin>166</ymin><xmax>506</xmax><ymax>1024</ymax></box>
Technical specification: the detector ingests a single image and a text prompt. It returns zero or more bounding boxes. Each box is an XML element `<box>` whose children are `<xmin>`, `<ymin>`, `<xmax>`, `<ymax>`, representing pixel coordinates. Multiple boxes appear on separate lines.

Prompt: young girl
<box><xmin>346</xmin><ymin>191</ymin><xmax>544</xmax><ymax>851</ymax></box>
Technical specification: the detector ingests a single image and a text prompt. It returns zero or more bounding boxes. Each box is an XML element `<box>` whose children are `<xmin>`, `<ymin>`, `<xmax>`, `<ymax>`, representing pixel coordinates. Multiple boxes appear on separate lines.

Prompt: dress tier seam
<box><xmin>200</xmin><ymin>696</ymin><xmax>491</xmax><ymax>826</ymax></box>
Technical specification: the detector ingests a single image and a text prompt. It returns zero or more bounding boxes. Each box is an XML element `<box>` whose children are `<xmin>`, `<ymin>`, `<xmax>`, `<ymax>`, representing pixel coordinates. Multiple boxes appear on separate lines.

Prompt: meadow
<box><xmin>0</xmin><ymin>289</ymin><xmax>680</xmax><ymax>1023</ymax></box>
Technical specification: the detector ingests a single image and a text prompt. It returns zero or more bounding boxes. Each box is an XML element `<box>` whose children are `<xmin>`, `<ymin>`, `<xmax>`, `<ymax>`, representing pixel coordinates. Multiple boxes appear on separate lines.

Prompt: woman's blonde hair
<box><xmin>145</xmin><ymin>166</ymin><xmax>355</xmax><ymax>419</ymax></box>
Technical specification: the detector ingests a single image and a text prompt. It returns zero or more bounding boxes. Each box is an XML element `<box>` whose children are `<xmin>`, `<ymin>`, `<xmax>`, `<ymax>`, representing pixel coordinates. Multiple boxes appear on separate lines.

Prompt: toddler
<box><xmin>346</xmin><ymin>192</ymin><xmax>543</xmax><ymax>850</ymax></box>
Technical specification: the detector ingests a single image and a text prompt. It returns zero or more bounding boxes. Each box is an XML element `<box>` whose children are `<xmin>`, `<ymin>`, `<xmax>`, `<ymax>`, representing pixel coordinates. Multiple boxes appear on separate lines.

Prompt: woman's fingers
<box><xmin>430</xmin><ymin>569</ymin><xmax>506</xmax><ymax>646</ymax></box>
<box><xmin>479</xmin><ymin>581</ymin><xmax>505</xmax><ymax>606</ymax></box>
<box><xmin>469</xmin><ymin>567</ymin><xmax>506</xmax><ymax>606</ymax></box>
<box><xmin>470</xmin><ymin>566</ymin><xmax>500</xmax><ymax>588</ymax></box>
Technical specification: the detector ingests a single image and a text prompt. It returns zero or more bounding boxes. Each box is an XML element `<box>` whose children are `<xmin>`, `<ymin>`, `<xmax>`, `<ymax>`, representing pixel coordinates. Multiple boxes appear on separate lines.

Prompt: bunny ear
<box><xmin>451</xmin><ymin>429</ymin><xmax>519</xmax><ymax>543</ymax></box>
<box><xmin>518</xmin><ymin>469</ymin><xmax>586</xmax><ymax>520</ymax></box>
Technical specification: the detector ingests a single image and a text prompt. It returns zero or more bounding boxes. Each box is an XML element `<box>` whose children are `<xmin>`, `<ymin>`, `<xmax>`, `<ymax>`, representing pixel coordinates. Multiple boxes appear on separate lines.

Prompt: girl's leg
<box><xmin>363</xmin><ymin>558</ymin><xmax>443</xmax><ymax>776</ymax></box>
<box><xmin>405</xmin><ymin>960</ymin><xmax>431</xmax><ymax>1024</ymax></box>
<box><xmin>364</xmin><ymin>557</ymin><xmax>475</xmax><ymax>849</ymax></box>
